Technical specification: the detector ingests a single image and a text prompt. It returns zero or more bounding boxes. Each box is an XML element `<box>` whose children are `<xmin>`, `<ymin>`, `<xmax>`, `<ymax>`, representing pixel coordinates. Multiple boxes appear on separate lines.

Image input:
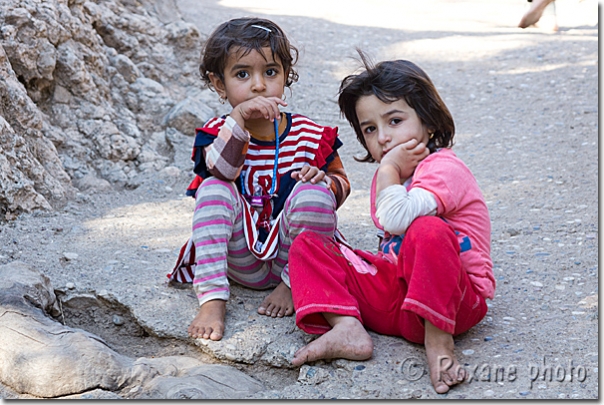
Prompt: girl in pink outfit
<box><xmin>288</xmin><ymin>52</ymin><xmax>495</xmax><ymax>394</ymax></box>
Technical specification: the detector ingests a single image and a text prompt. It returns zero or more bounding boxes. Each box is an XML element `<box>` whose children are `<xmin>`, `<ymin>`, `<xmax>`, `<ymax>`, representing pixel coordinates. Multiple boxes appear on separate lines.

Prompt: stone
<box><xmin>0</xmin><ymin>261</ymin><xmax>264</xmax><ymax>399</ymax></box>
<box><xmin>163</xmin><ymin>96</ymin><xmax>215</xmax><ymax>136</ymax></box>
<box><xmin>0</xmin><ymin>0</ymin><xmax>204</xmax><ymax>219</ymax></box>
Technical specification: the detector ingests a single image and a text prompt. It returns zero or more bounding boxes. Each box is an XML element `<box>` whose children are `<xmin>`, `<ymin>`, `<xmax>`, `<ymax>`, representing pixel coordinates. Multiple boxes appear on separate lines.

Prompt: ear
<box><xmin>209</xmin><ymin>72</ymin><xmax>227</xmax><ymax>99</ymax></box>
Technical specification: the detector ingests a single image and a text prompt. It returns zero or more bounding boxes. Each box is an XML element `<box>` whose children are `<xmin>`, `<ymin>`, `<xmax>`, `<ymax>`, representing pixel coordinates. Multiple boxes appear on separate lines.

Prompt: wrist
<box><xmin>376</xmin><ymin>163</ymin><xmax>400</xmax><ymax>195</ymax></box>
<box><xmin>229</xmin><ymin>107</ymin><xmax>245</xmax><ymax>129</ymax></box>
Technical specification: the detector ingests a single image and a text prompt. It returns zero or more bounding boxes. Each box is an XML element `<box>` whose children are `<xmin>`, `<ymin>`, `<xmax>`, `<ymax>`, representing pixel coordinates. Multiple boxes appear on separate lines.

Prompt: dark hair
<box><xmin>338</xmin><ymin>50</ymin><xmax>455</xmax><ymax>162</ymax></box>
<box><xmin>199</xmin><ymin>18</ymin><xmax>299</xmax><ymax>91</ymax></box>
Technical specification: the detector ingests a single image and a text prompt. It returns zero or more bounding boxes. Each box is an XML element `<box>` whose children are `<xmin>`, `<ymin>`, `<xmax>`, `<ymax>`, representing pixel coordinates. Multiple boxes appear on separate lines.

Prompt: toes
<box><xmin>210</xmin><ymin>329</ymin><xmax>223</xmax><ymax>341</ymax></box>
<box><xmin>291</xmin><ymin>352</ymin><xmax>307</xmax><ymax>367</ymax></box>
<box><xmin>434</xmin><ymin>380</ymin><xmax>450</xmax><ymax>394</ymax></box>
<box><xmin>456</xmin><ymin>366</ymin><xmax>467</xmax><ymax>382</ymax></box>
<box><xmin>266</xmin><ymin>303</ymin><xmax>277</xmax><ymax>317</ymax></box>
<box><xmin>257</xmin><ymin>306</ymin><xmax>267</xmax><ymax>315</ymax></box>
<box><xmin>441</xmin><ymin>371</ymin><xmax>455</xmax><ymax>386</ymax></box>
<box><xmin>188</xmin><ymin>326</ymin><xmax>200</xmax><ymax>338</ymax></box>
<box><xmin>189</xmin><ymin>327</ymin><xmax>206</xmax><ymax>339</ymax></box>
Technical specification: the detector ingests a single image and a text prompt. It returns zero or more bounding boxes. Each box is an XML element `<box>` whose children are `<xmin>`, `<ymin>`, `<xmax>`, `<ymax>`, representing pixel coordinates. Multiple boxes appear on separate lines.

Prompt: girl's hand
<box><xmin>380</xmin><ymin>138</ymin><xmax>429</xmax><ymax>181</ymax></box>
<box><xmin>230</xmin><ymin>96</ymin><xmax>287</xmax><ymax>127</ymax></box>
<box><xmin>376</xmin><ymin>139</ymin><xmax>428</xmax><ymax>196</ymax></box>
<box><xmin>291</xmin><ymin>165</ymin><xmax>330</xmax><ymax>187</ymax></box>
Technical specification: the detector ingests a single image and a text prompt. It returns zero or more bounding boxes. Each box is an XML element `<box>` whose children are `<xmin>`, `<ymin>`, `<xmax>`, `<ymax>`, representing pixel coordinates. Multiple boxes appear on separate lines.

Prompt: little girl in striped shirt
<box><xmin>169</xmin><ymin>17</ymin><xmax>350</xmax><ymax>341</ymax></box>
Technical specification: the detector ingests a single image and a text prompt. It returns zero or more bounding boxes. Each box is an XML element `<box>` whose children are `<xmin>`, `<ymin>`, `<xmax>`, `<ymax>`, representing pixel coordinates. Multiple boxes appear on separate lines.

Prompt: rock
<box><xmin>297</xmin><ymin>365</ymin><xmax>330</xmax><ymax>385</ymax></box>
<box><xmin>112</xmin><ymin>315</ymin><xmax>125</xmax><ymax>326</ymax></box>
<box><xmin>112</xmin><ymin>54</ymin><xmax>142</xmax><ymax>84</ymax></box>
<box><xmin>62</xmin><ymin>252</ymin><xmax>78</xmax><ymax>261</ymax></box>
<box><xmin>73</xmin><ymin>174</ymin><xmax>113</xmax><ymax>193</ymax></box>
<box><xmin>0</xmin><ymin>261</ymin><xmax>264</xmax><ymax>399</ymax></box>
<box><xmin>163</xmin><ymin>96</ymin><xmax>214</xmax><ymax>136</ymax></box>
<box><xmin>0</xmin><ymin>0</ymin><xmax>204</xmax><ymax>218</ymax></box>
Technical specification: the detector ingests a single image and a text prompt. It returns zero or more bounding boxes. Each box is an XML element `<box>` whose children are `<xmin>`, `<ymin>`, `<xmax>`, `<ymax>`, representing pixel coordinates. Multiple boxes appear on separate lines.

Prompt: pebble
<box><xmin>519</xmin><ymin>391</ymin><xmax>530</xmax><ymax>396</ymax></box>
<box><xmin>484</xmin><ymin>390</ymin><xmax>494</xmax><ymax>397</ymax></box>
<box><xmin>224</xmin><ymin>352</ymin><xmax>237</xmax><ymax>361</ymax></box>
<box><xmin>484</xmin><ymin>336</ymin><xmax>493</xmax><ymax>341</ymax></box>
<box><xmin>462</xmin><ymin>349</ymin><xmax>474</xmax><ymax>356</ymax></box>
<box><xmin>66</xmin><ymin>282</ymin><xmax>75</xmax><ymax>290</ymax></box>
<box><xmin>530</xmin><ymin>281</ymin><xmax>543</xmax><ymax>287</ymax></box>
<box><xmin>502</xmin><ymin>317</ymin><xmax>516</xmax><ymax>322</ymax></box>
<box><xmin>354</xmin><ymin>365</ymin><xmax>366</xmax><ymax>371</ymax></box>
<box><xmin>63</xmin><ymin>252</ymin><xmax>78</xmax><ymax>261</ymax></box>
<box><xmin>112</xmin><ymin>315</ymin><xmax>124</xmax><ymax>326</ymax></box>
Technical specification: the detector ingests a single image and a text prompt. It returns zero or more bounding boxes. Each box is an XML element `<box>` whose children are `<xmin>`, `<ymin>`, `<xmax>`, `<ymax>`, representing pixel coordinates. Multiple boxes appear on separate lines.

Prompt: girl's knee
<box><xmin>195</xmin><ymin>177</ymin><xmax>238</xmax><ymax>204</ymax></box>
<box><xmin>288</xmin><ymin>181</ymin><xmax>336</xmax><ymax>211</ymax></box>
<box><xmin>405</xmin><ymin>216</ymin><xmax>456</xmax><ymax>244</ymax></box>
<box><xmin>291</xmin><ymin>231</ymin><xmax>326</xmax><ymax>253</ymax></box>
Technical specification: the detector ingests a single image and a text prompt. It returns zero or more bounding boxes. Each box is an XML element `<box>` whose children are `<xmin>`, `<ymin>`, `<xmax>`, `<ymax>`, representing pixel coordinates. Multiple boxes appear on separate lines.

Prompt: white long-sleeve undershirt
<box><xmin>375</xmin><ymin>185</ymin><xmax>438</xmax><ymax>235</ymax></box>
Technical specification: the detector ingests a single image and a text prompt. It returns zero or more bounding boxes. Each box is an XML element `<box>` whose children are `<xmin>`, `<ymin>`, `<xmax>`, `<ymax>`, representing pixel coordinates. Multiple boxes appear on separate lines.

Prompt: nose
<box><xmin>251</xmin><ymin>73</ymin><xmax>266</xmax><ymax>93</ymax></box>
<box><xmin>377</xmin><ymin>127</ymin><xmax>390</xmax><ymax>145</ymax></box>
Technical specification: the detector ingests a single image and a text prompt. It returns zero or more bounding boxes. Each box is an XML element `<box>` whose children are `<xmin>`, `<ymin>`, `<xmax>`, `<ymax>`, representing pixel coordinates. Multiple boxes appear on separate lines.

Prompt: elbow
<box><xmin>380</xmin><ymin>218</ymin><xmax>409</xmax><ymax>236</ymax></box>
<box><xmin>207</xmin><ymin>167</ymin><xmax>235</xmax><ymax>182</ymax></box>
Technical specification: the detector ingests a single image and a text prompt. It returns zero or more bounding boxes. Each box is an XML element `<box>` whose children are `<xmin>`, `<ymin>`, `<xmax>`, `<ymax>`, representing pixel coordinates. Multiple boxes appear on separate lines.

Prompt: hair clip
<box><xmin>251</xmin><ymin>24</ymin><xmax>271</xmax><ymax>32</ymax></box>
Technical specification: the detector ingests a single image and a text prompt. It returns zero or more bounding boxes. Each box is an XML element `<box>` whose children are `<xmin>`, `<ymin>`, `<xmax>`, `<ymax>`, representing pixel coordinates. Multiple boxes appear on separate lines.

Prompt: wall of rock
<box><xmin>0</xmin><ymin>0</ymin><xmax>215</xmax><ymax>220</ymax></box>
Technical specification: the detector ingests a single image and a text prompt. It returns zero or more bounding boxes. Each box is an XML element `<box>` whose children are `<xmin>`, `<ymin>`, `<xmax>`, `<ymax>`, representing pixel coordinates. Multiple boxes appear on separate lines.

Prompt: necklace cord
<box><xmin>241</xmin><ymin>118</ymin><xmax>280</xmax><ymax>202</ymax></box>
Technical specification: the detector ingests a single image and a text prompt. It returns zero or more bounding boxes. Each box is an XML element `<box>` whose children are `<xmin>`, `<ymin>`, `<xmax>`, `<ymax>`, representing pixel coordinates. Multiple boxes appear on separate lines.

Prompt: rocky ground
<box><xmin>0</xmin><ymin>0</ymin><xmax>598</xmax><ymax>399</ymax></box>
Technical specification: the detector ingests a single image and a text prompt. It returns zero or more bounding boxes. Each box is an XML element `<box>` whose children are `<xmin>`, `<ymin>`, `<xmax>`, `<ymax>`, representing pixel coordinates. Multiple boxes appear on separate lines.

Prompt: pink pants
<box><xmin>289</xmin><ymin>216</ymin><xmax>488</xmax><ymax>344</ymax></box>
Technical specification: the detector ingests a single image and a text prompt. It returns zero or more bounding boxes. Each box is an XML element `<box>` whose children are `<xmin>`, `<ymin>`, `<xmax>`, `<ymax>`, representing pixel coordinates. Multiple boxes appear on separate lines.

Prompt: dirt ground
<box><xmin>0</xmin><ymin>0</ymin><xmax>598</xmax><ymax>399</ymax></box>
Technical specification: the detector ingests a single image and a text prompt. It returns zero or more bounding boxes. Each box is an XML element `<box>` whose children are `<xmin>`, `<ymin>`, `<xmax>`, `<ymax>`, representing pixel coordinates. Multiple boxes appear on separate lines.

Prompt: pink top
<box><xmin>371</xmin><ymin>148</ymin><xmax>495</xmax><ymax>299</ymax></box>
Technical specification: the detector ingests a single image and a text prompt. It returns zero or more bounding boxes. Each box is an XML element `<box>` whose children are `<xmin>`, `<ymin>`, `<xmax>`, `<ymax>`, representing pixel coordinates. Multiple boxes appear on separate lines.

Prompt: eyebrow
<box><xmin>359</xmin><ymin>109</ymin><xmax>407</xmax><ymax>126</ymax></box>
<box><xmin>382</xmin><ymin>109</ymin><xmax>406</xmax><ymax>117</ymax></box>
<box><xmin>229</xmin><ymin>61</ymin><xmax>281</xmax><ymax>72</ymax></box>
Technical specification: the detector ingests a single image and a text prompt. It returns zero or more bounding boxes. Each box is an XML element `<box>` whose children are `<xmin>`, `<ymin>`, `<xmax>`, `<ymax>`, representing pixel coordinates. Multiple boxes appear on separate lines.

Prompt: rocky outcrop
<box><xmin>0</xmin><ymin>0</ymin><xmax>213</xmax><ymax>220</ymax></box>
<box><xmin>0</xmin><ymin>261</ymin><xmax>265</xmax><ymax>399</ymax></box>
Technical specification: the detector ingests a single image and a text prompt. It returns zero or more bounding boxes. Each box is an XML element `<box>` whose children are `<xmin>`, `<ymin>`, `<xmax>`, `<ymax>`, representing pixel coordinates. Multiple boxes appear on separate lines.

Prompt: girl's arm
<box><xmin>374</xmin><ymin>139</ymin><xmax>434</xmax><ymax>235</ymax></box>
<box><xmin>204</xmin><ymin>96</ymin><xmax>286</xmax><ymax>181</ymax></box>
<box><xmin>290</xmin><ymin>154</ymin><xmax>350</xmax><ymax>209</ymax></box>
<box><xmin>375</xmin><ymin>185</ymin><xmax>437</xmax><ymax>235</ymax></box>
<box><xmin>325</xmin><ymin>153</ymin><xmax>350</xmax><ymax>208</ymax></box>
<box><xmin>204</xmin><ymin>116</ymin><xmax>250</xmax><ymax>181</ymax></box>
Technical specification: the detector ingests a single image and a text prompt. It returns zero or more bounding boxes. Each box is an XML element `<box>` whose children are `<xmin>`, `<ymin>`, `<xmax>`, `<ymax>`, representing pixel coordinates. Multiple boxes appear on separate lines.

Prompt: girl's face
<box><xmin>355</xmin><ymin>95</ymin><xmax>431</xmax><ymax>163</ymax></box>
<box><xmin>211</xmin><ymin>46</ymin><xmax>287</xmax><ymax>107</ymax></box>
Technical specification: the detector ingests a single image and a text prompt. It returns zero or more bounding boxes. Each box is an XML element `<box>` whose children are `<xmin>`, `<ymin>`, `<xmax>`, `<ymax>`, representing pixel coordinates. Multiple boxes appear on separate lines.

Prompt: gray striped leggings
<box><xmin>191</xmin><ymin>177</ymin><xmax>337</xmax><ymax>306</ymax></box>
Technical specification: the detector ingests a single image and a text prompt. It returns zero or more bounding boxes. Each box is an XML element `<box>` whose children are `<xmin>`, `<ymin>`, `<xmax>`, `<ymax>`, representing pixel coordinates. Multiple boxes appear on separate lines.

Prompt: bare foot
<box><xmin>291</xmin><ymin>315</ymin><xmax>373</xmax><ymax>367</ymax></box>
<box><xmin>257</xmin><ymin>281</ymin><xmax>294</xmax><ymax>317</ymax></box>
<box><xmin>518</xmin><ymin>0</ymin><xmax>555</xmax><ymax>28</ymax></box>
<box><xmin>188</xmin><ymin>299</ymin><xmax>226</xmax><ymax>341</ymax></box>
<box><xmin>424</xmin><ymin>320</ymin><xmax>467</xmax><ymax>394</ymax></box>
